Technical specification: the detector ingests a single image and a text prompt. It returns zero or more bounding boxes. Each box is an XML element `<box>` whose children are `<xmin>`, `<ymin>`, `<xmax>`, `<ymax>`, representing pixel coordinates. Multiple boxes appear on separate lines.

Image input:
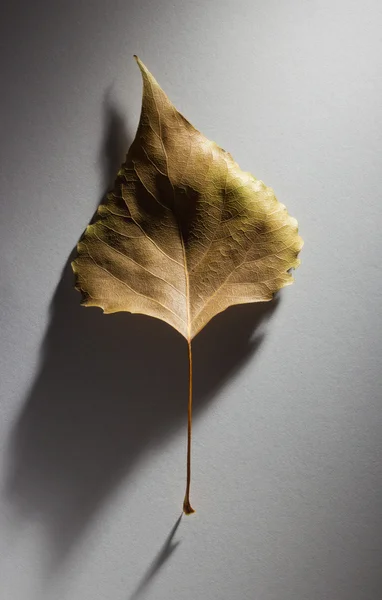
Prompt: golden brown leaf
<box><xmin>72</xmin><ymin>56</ymin><xmax>303</xmax><ymax>342</ymax></box>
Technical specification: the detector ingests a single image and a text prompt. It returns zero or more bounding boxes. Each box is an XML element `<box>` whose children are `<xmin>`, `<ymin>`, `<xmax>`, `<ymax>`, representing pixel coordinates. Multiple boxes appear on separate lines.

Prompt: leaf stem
<box><xmin>183</xmin><ymin>339</ymin><xmax>195</xmax><ymax>515</ymax></box>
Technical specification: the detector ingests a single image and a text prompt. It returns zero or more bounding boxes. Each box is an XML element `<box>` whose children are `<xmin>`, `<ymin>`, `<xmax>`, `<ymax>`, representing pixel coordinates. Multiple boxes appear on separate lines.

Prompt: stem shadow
<box><xmin>128</xmin><ymin>514</ymin><xmax>183</xmax><ymax>600</ymax></box>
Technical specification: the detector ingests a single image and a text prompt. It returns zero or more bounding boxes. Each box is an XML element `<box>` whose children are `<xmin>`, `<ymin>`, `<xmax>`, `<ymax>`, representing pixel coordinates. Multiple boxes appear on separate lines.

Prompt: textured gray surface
<box><xmin>1</xmin><ymin>1</ymin><xmax>382</xmax><ymax>599</ymax></box>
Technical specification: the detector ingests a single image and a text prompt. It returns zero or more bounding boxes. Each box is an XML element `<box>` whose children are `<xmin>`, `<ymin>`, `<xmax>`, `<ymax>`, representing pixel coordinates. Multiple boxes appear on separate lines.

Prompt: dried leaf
<box><xmin>72</xmin><ymin>57</ymin><xmax>303</xmax><ymax>513</ymax></box>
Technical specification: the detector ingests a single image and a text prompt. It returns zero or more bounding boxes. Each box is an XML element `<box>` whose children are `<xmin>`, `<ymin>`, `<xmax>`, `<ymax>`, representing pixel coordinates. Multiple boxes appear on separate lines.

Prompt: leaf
<box><xmin>73</xmin><ymin>56</ymin><xmax>302</xmax><ymax>340</ymax></box>
<box><xmin>72</xmin><ymin>57</ymin><xmax>303</xmax><ymax>514</ymax></box>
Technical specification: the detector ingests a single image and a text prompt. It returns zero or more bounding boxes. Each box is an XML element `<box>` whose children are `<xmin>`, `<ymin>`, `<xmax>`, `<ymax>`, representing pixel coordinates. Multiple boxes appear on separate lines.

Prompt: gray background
<box><xmin>1</xmin><ymin>1</ymin><xmax>381</xmax><ymax>599</ymax></box>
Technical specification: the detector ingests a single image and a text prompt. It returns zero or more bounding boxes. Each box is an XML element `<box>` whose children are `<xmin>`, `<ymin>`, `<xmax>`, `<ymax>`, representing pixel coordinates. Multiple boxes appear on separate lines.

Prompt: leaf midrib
<box><xmin>148</xmin><ymin>73</ymin><xmax>192</xmax><ymax>340</ymax></box>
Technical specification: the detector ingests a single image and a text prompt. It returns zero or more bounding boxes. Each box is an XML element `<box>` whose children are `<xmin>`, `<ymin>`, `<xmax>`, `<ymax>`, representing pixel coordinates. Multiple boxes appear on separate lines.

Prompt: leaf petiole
<box><xmin>183</xmin><ymin>339</ymin><xmax>195</xmax><ymax>515</ymax></box>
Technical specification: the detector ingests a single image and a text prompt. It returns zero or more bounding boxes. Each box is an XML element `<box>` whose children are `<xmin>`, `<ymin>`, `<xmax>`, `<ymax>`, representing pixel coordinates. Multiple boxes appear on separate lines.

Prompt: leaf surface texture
<box><xmin>73</xmin><ymin>57</ymin><xmax>303</xmax><ymax>340</ymax></box>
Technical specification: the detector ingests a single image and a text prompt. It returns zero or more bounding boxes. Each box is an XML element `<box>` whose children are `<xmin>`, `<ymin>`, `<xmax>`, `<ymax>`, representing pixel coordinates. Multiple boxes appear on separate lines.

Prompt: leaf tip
<box><xmin>133</xmin><ymin>55</ymin><xmax>153</xmax><ymax>84</ymax></box>
<box><xmin>134</xmin><ymin>54</ymin><xmax>145</xmax><ymax>73</ymax></box>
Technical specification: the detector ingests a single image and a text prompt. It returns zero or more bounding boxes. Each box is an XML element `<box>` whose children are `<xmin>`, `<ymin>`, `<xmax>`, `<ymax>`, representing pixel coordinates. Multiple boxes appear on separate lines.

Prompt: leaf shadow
<box><xmin>4</xmin><ymin>93</ymin><xmax>280</xmax><ymax>574</ymax></box>
<box><xmin>99</xmin><ymin>86</ymin><xmax>130</xmax><ymax>193</ymax></box>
